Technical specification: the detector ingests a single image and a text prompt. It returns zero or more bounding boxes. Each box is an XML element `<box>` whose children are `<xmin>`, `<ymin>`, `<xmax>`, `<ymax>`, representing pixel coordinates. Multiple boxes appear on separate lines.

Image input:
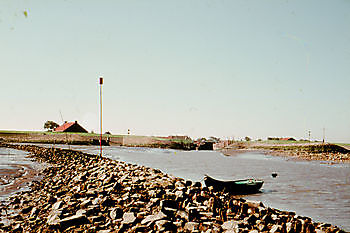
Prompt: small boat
<box><xmin>204</xmin><ymin>175</ymin><xmax>264</xmax><ymax>194</ymax></box>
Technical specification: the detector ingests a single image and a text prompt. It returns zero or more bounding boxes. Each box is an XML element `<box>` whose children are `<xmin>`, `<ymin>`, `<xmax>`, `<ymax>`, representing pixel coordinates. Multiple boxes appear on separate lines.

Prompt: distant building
<box><xmin>268</xmin><ymin>137</ymin><xmax>296</xmax><ymax>141</ymax></box>
<box><xmin>267</xmin><ymin>137</ymin><xmax>280</xmax><ymax>140</ymax></box>
<box><xmin>166</xmin><ymin>135</ymin><xmax>192</xmax><ymax>141</ymax></box>
<box><xmin>279</xmin><ymin>137</ymin><xmax>296</xmax><ymax>141</ymax></box>
<box><xmin>54</xmin><ymin>121</ymin><xmax>88</xmax><ymax>133</ymax></box>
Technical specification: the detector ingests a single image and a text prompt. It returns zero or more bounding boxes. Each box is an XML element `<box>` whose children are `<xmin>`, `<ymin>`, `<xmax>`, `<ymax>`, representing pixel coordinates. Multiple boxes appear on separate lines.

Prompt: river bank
<box><xmin>0</xmin><ymin>147</ymin><xmax>43</xmax><ymax>201</ymax></box>
<box><xmin>0</xmin><ymin>143</ymin><xmax>347</xmax><ymax>232</ymax></box>
<box><xmin>221</xmin><ymin>143</ymin><xmax>350</xmax><ymax>164</ymax></box>
<box><xmin>0</xmin><ymin>131</ymin><xmax>196</xmax><ymax>150</ymax></box>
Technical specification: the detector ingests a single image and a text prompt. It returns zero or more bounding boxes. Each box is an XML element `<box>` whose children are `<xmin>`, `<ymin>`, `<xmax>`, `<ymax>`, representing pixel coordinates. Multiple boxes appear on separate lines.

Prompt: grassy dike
<box><xmin>251</xmin><ymin>143</ymin><xmax>350</xmax><ymax>163</ymax></box>
<box><xmin>0</xmin><ymin>131</ymin><xmax>196</xmax><ymax>150</ymax></box>
<box><xmin>221</xmin><ymin>141</ymin><xmax>350</xmax><ymax>163</ymax></box>
<box><xmin>0</xmin><ymin>143</ymin><xmax>347</xmax><ymax>232</ymax></box>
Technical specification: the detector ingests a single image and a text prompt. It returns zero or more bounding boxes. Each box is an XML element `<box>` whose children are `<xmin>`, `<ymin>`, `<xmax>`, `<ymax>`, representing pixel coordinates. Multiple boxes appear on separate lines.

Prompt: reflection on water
<box><xmin>31</xmin><ymin>144</ymin><xmax>350</xmax><ymax>231</ymax></box>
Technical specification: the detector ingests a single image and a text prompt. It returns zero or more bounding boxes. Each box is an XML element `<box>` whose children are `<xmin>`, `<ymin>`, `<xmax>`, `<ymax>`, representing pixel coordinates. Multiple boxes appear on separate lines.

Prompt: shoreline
<box><xmin>220</xmin><ymin>143</ymin><xmax>350</xmax><ymax>164</ymax></box>
<box><xmin>0</xmin><ymin>143</ymin><xmax>347</xmax><ymax>232</ymax></box>
<box><xmin>0</xmin><ymin>164</ymin><xmax>42</xmax><ymax>198</ymax></box>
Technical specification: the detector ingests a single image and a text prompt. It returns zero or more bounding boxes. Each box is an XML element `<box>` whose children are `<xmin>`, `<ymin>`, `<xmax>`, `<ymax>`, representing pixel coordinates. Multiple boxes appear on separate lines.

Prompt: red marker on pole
<box><xmin>99</xmin><ymin>77</ymin><xmax>103</xmax><ymax>156</ymax></box>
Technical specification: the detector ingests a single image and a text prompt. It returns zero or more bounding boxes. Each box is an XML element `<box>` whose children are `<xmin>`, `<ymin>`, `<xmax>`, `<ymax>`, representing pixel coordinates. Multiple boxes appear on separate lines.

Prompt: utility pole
<box><xmin>99</xmin><ymin>77</ymin><xmax>103</xmax><ymax>157</ymax></box>
<box><xmin>323</xmin><ymin>127</ymin><xmax>325</xmax><ymax>143</ymax></box>
<box><xmin>308</xmin><ymin>130</ymin><xmax>311</xmax><ymax>143</ymax></box>
<box><xmin>59</xmin><ymin>110</ymin><xmax>69</xmax><ymax>149</ymax></box>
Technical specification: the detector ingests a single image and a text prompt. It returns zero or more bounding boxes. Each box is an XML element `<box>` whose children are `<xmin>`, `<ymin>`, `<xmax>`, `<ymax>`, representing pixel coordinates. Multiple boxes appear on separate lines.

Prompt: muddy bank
<box><xmin>0</xmin><ymin>148</ymin><xmax>44</xmax><ymax>201</ymax></box>
<box><xmin>0</xmin><ymin>164</ymin><xmax>40</xmax><ymax>198</ymax></box>
<box><xmin>221</xmin><ymin>143</ymin><xmax>350</xmax><ymax>163</ymax></box>
<box><xmin>0</xmin><ymin>143</ymin><xmax>347</xmax><ymax>232</ymax></box>
<box><xmin>254</xmin><ymin>144</ymin><xmax>350</xmax><ymax>163</ymax></box>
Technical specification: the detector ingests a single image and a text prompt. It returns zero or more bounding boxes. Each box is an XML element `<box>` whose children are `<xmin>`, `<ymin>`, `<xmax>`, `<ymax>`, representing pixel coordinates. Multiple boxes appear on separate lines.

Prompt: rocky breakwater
<box><xmin>0</xmin><ymin>144</ymin><xmax>346</xmax><ymax>232</ymax></box>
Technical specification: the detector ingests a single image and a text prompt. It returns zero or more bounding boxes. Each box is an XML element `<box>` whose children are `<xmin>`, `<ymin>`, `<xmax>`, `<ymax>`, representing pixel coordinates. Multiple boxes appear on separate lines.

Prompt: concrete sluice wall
<box><xmin>0</xmin><ymin>143</ymin><xmax>346</xmax><ymax>233</ymax></box>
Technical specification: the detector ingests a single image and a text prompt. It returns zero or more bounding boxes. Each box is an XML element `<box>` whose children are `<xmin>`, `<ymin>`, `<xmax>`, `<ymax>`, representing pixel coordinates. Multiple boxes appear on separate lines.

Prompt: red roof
<box><xmin>54</xmin><ymin>122</ymin><xmax>75</xmax><ymax>132</ymax></box>
<box><xmin>280</xmin><ymin>137</ymin><xmax>295</xmax><ymax>141</ymax></box>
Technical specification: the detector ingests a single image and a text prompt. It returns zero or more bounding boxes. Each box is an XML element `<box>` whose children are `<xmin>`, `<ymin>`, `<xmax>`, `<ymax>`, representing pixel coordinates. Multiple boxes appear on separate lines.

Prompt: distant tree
<box><xmin>196</xmin><ymin>138</ymin><xmax>207</xmax><ymax>142</ymax></box>
<box><xmin>245</xmin><ymin>136</ymin><xmax>251</xmax><ymax>142</ymax></box>
<box><xmin>44</xmin><ymin>121</ymin><xmax>59</xmax><ymax>131</ymax></box>
<box><xmin>208</xmin><ymin>136</ymin><xmax>220</xmax><ymax>143</ymax></box>
<box><xmin>105</xmin><ymin>131</ymin><xmax>112</xmax><ymax>135</ymax></box>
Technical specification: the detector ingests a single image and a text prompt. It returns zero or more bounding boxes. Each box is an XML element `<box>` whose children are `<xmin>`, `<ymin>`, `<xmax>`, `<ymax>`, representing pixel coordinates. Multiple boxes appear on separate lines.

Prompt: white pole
<box><xmin>99</xmin><ymin>77</ymin><xmax>103</xmax><ymax>156</ymax></box>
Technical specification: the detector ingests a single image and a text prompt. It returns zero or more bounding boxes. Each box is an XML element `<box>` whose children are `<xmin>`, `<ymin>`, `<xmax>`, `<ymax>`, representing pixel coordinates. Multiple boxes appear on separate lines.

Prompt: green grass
<box><xmin>256</xmin><ymin>140</ymin><xmax>312</xmax><ymax>144</ymax></box>
<box><xmin>335</xmin><ymin>143</ymin><xmax>350</xmax><ymax>147</ymax></box>
<box><xmin>153</xmin><ymin>137</ymin><xmax>193</xmax><ymax>143</ymax></box>
<box><xmin>0</xmin><ymin>130</ymin><xmax>44</xmax><ymax>134</ymax></box>
<box><xmin>0</xmin><ymin>130</ymin><xmax>125</xmax><ymax>137</ymax></box>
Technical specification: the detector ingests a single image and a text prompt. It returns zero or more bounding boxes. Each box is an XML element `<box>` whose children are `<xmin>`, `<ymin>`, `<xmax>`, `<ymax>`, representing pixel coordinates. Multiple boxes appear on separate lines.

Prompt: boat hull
<box><xmin>204</xmin><ymin>175</ymin><xmax>264</xmax><ymax>194</ymax></box>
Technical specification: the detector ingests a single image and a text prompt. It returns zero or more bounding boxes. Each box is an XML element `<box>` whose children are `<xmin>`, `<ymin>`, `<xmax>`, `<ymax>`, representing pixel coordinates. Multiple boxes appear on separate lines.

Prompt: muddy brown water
<box><xmin>2</xmin><ymin>144</ymin><xmax>350</xmax><ymax>231</ymax></box>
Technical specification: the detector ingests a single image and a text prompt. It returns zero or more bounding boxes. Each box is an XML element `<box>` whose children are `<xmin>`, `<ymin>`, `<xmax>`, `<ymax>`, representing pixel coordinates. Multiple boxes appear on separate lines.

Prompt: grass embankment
<box><xmin>253</xmin><ymin>143</ymin><xmax>349</xmax><ymax>153</ymax></box>
<box><xmin>0</xmin><ymin>130</ymin><xmax>110</xmax><ymax>145</ymax></box>
<box><xmin>0</xmin><ymin>130</ymin><xmax>196</xmax><ymax>150</ymax></box>
<box><xmin>0</xmin><ymin>130</ymin><xmax>123</xmax><ymax>138</ymax></box>
<box><xmin>220</xmin><ymin>141</ymin><xmax>350</xmax><ymax>163</ymax></box>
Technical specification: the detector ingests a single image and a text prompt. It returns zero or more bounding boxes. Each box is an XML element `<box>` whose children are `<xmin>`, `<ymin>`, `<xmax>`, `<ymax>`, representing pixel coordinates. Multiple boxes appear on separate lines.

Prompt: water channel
<box><xmin>1</xmin><ymin>144</ymin><xmax>349</xmax><ymax>231</ymax></box>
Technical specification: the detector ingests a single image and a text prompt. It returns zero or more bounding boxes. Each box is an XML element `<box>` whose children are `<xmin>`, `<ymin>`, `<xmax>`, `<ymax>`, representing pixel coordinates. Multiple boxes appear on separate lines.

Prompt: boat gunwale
<box><xmin>204</xmin><ymin>174</ymin><xmax>264</xmax><ymax>194</ymax></box>
<box><xmin>204</xmin><ymin>174</ymin><xmax>264</xmax><ymax>184</ymax></box>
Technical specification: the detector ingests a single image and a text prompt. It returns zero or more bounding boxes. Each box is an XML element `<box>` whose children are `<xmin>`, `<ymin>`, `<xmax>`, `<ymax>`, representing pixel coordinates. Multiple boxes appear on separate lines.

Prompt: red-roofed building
<box><xmin>280</xmin><ymin>137</ymin><xmax>296</xmax><ymax>141</ymax></box>
<box><xmin>54</xmin><ymin>121</ymin><xmax>88</xmax><ymax>133</ymax></box>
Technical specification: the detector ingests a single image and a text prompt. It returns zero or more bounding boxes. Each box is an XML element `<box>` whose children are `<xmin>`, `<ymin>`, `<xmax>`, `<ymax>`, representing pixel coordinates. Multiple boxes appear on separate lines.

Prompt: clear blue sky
<box><xmin>1</xmin><ymin>0</ymin><xmax>349</xmax><ymax>142</ymax></box>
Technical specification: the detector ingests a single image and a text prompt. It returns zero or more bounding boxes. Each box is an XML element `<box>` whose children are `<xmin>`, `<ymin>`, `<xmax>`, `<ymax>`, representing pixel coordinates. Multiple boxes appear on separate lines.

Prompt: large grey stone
<box><xmin>92</xmin><ymin>197</ymin><xmax>103</xmax><ymax>205</ymax></box>
<box><xmin>46</xmin><ymin>210</ymin><xmax>62</xmax><ymax>226</ymax></box>
<box><xmin>52</xmin><ymin>200</ymin><xmax>63</xmax><ymax>210</ymax></box>
<box><xmin>141</xmin><ymin>211</ymin><xmax>167</xmax><ymax>225</ymax></box>
<box><xmin>122</xmin><ymin>212</ymin><xmax>136</xmax><ymax>225</ymax></box>
<box><xmin>176</xmin><ymin>210</ymin><xmax>189</xmax><ymax>221</ymax></box>
<box><xmin>59</xmin><ymin>214</ymin><xmax>89</xmax><ymax>228</ymax></box>
<box><xmin>175</xmin><ymin>190</ymin><xmax>184</xmax><ymax>199</ymax></box>
<box><xmin>222</xmin><ymin>220</ymin><xmax>239</xmax><ymax>232</ymax></box>
<box><xmin>80</xmin><ymin>199</ymin><xmax>92</xmax><ymax>209</ymax></box>
<box><xmin>270</xmin><ymin>224</ymin><xmax>282</xmax><ymax>233</ymax></box>
<box><xmin>245</xmin><ymin>200</ymin><xmax>264</xmax><ymax>209</ymax></box>
<box><xmin>184</xmin><ymin>222</ymin><xmax>199</xmax><ymax>232</ymax></box>
<box><xmin>76</xmin><ymin>209</ymin><xmax>87</xmax><ymax>216</ymax></box>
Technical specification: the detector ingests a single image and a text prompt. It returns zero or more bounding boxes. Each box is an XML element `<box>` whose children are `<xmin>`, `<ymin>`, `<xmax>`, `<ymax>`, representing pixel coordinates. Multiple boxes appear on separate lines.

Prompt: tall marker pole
<box><xmin>99</xmin><ymin>77</ymin><xmax>103</xmax><ymax>156</ymax></box>
<box><xmin>323</xmin><ymin>127</ymin><xmax>325</xmax><ymax>144</ymax></box>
